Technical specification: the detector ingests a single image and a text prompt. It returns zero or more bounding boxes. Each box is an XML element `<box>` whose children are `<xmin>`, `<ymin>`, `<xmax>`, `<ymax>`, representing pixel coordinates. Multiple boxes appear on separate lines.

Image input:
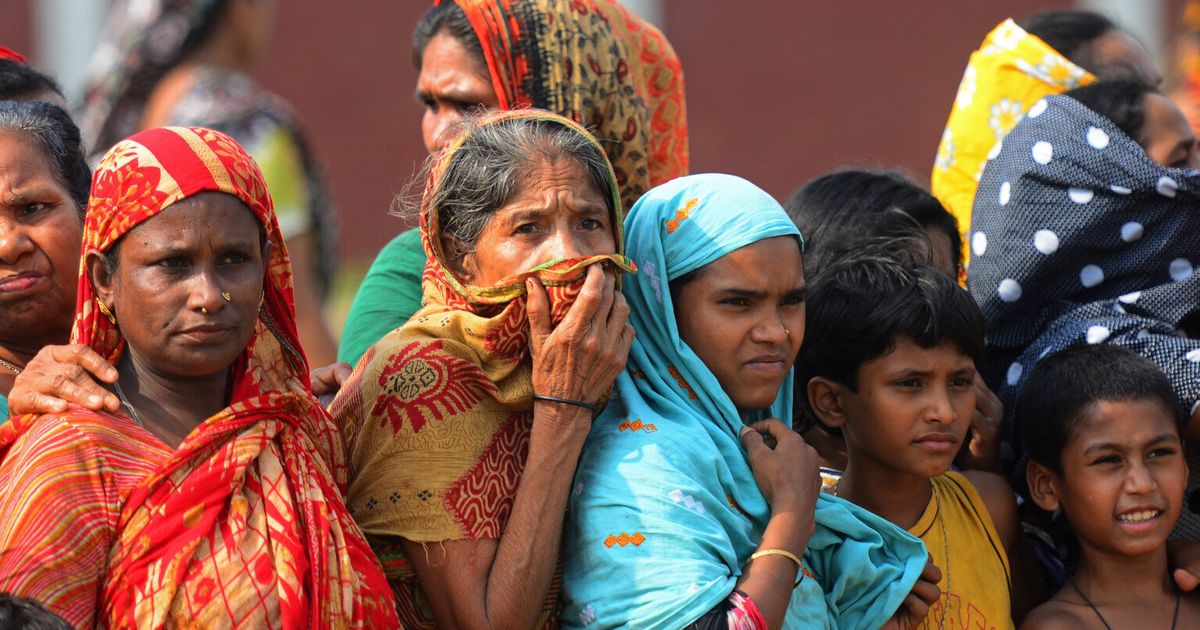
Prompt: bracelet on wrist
<box><xmin>531</xmin><ymin>393</ymin><xmax>597</xmax><ymax>414</ymax></box>
<box><xmin>749</xmin><ymin>548</ymin><xmax>805</xmax><ymax>588</ymax></box>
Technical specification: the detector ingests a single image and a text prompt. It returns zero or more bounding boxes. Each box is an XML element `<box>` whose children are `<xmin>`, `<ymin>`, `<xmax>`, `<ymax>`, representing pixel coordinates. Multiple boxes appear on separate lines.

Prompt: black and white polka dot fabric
<box><xmin>969</xmin><ymin>94</ymin><xmax>1200</xmax><ymax>534</ymax></box>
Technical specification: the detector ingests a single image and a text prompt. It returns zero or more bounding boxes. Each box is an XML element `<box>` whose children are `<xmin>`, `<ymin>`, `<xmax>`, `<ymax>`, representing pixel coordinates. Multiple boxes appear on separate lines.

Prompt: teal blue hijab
<box><xmin>561</xmin><ymin>174</ymin><xmax>928</xmax><ymax>629</ymax></box>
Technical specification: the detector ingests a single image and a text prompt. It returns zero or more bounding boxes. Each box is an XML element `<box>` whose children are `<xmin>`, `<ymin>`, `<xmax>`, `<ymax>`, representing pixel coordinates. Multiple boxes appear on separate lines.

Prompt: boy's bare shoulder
<box><xmin>1019</xmin><ymin>599</ymin><xmax>1096</xmax><ymax>629</ymax></box>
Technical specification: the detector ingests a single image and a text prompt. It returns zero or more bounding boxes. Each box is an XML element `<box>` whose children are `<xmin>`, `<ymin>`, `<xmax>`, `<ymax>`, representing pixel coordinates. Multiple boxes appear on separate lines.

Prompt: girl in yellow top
<box><xmin>797</xmin><ymin>253</ymin><xmax>1030</xmax><ymax>628</ymax></box>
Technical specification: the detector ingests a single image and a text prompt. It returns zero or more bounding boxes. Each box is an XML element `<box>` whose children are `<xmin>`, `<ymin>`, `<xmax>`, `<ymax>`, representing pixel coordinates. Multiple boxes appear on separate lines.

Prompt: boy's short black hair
<box><xmin>0</xmin><ymin>593</ymin><xmax>72</xmax><ymax>630</ymax></box>
<box><xmin>1017</xmin><ymin>344</ymin><xmax>1183</xmax><ymax>475</ymax></box>
<box><xmin>794</xmin><ymin>252</ymin><xmax>985</xmax><ymax>432</ymax></box>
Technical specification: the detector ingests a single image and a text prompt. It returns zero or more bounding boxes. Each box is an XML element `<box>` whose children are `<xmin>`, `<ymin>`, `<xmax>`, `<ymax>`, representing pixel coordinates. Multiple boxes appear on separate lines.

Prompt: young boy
<box><xmin>1018</xmin><ymin>344</ymin><xmax>1199</xmax><ymax>628</ymax></box>
<box><xmin>796</xmin><ymin>253</ymin><xmax>1023</xmax><ymax>629</ymax></box>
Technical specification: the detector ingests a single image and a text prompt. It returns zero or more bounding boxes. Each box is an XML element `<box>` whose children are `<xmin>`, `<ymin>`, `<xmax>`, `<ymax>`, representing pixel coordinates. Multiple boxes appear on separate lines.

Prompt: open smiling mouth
<box><xmin>1117</xmin><ymin>509</ymin><xmax>1162</xmax><ymax>523</ymax></box>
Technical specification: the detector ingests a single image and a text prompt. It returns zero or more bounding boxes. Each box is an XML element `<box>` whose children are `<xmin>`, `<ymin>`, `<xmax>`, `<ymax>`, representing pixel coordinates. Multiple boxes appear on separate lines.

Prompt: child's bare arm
<box><xmin>963</xmin><ymin>470</ymin><xmax>1050</xmax><ymax>624</ymax></box>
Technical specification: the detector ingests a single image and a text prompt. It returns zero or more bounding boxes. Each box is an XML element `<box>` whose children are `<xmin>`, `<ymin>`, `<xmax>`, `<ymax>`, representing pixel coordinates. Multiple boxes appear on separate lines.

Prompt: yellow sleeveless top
<box><xmin>910</xmin><ymin>471</ymin><xmax>1015</xmax><ymax>630</ymax></box>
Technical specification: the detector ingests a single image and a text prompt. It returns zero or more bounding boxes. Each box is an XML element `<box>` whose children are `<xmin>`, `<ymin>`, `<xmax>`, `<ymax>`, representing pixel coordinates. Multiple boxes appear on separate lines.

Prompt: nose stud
<box><xmin>784</xmin><ymin>329</ymin><xmax>791</xmax><ymax>339</ymax></box>
<box><xmin>201</xmin><ymin>306</ymin><xmax>209</xmax><ymax>314</ymax></box>
<box><xmin>221</xmin><ymin>291</ymin><xmax>232</xmax><ymax>302</ymax></box>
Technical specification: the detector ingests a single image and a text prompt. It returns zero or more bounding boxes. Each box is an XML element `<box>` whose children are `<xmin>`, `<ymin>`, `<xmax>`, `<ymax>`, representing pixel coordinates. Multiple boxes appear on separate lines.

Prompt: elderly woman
<box><xmin>78</xmin><ymin>0</ymin><xmax>338</xmax><ymax>365</ymax></box>
<box><xmin>562</xmin><ymin>174</ymin><xmax>935</xmax><ymax>628</ymax></box>
<box><xmin>337</xmin><ymin>0</ymin><xmax>687</xmax><ymax>366</ymax></box>
<box><xmin>0</xmin><ymin>126</ymin><xmax>398</xmax><ymax>627</ymax></box>
<box><xmin>0</xmin><ymin>102</ymin><xmax>90</xmax><ymax>419</ymax></box>
<box><xmin>327</xmin><ymin>109</ymin><xmax>633</xmax><ymax>627</ymax></box>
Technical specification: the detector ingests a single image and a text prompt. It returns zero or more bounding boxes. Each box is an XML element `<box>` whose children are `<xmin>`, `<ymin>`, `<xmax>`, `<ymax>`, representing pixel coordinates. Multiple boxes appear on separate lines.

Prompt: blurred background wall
<box><xmin>0</xmin><ymin>0</ymin><xmax>1188</xmax><ymax>321</ymax></box>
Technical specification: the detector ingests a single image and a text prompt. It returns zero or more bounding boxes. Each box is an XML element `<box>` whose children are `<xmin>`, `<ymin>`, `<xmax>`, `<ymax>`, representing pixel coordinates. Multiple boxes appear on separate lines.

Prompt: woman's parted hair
<box><xmin>0</xmin><ymin>100</ymin><xmax>90</xmax><ymax>213</ymax></box>
<box><xmin>412</xmin><ymin>1</ymin><xmax>484</xmax><ymax>70</ymax></box>
<box><xmin>1064</xmin><ymin>79</ymin><xmax>1156</xmax><ymax>146</ymax></box>
<box><xmin>399</xmin><ymin>114</ymin><xmax>617</xmax><ymax>254</ymax></box>
<box><xmin>793</xmin><ymin>251</ymin><xmax>985</xmax><ymax>432</ymax></box>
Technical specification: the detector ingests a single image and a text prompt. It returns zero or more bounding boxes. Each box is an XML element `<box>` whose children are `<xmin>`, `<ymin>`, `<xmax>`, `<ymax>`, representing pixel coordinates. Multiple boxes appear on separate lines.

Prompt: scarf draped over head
<box><xmin>969</xmin><ymin>94</ymin><xmax>1200</xmax><ymax>445</ymax></box>
<box><xmin>77</xmin><ymin>126</ymin><xmax>397</xmax><ymax>627</ymax></box>
<box><xmin>933</xmin><ymin>19</ymin><xmax>1095</xmax><ymax>256</ymax></box>
<box><xmin>561</xmin><ymin>174</ymin><xmax>928</xmax><ymax>629</ymax></box>
<box><xmin>329</xmin><ymin>109</ymin><xmax>633</xmax><ymax>627</ymax></box>
<box><xmin>447</xmin><ymin>0</ymin><xmax>688</xmax><ymax>211</ymax></box>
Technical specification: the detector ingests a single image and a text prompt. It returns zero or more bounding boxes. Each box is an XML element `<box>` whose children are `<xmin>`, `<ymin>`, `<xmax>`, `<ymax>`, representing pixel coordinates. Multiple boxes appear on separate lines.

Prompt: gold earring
<box><xmin>221</xmin><ymin>291</ymin><xmax>232</xmax><ymax>302</ymax></box>
<box><xmin>96</xmin><ymin>299</ymin><xmax>117</xmax><ymax>325</ymax></box>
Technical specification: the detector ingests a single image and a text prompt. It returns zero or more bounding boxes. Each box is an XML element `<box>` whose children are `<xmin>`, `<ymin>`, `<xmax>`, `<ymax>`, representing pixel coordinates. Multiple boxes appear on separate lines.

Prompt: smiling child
<box><xmin>1018</xmin><ymin>345</ymin><xmax>1200</xmax><ymax>629</ymax></box>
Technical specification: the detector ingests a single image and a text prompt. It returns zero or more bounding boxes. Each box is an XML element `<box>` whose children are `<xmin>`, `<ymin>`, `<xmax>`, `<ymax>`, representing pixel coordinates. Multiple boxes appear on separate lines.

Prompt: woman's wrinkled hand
<box><xmin>882</xmin><ymin>555</ymin><xmax>942</xmax><ymax>630</ymax></box>
<box><xmin>311</xmin><ymin>361</ymin><xmax>352</xmax><ymax>407</ymax></box>
<box><xmin>526</xmin><ymin>265</ymin><xmax>634</xmax><ymax>410</ymax></box>
<box><xmin>955</xmin><ymin>375</ymin><xmax>1002</xmax><ymax>472</ymax></box>
<box><xmin>9</xmin><ymin>344</ymin><xmax>120</xmax><ymax>415</ymax></box>
<box><xmin>741</xmin><ymin>419</ymin><xmax>821</xmax><ymax>520</ymax></box>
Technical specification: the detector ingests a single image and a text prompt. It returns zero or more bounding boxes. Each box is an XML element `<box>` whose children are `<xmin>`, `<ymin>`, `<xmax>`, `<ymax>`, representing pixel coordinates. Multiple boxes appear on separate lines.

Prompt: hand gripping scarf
<box><xmin>446</xmin><ymin>0</ymin><xmax>688</xmax><ymax>212</ymax></box>
<box><xmin>77</xmin><ymin>127</ymin><xmax>397</xmax><ymax>628</ymax></box>
<box><xmin>933</xmin><ymin>19</ymin><xmax>1095</xmax><ymax>258</ymax></box>
<box><xmin>969</xmin><ymin>95</ymin><xmax>1200</xmax><ymax>474</ymax></box>
<box><xmin>561</xmin><ymin>174</ymin><xmax>928</xmax><ymax>629</ymax></box>
<box><xmin>328</xmin><ymin>109</ymin><xmax>634</xmax><ymax>627</ymax></box>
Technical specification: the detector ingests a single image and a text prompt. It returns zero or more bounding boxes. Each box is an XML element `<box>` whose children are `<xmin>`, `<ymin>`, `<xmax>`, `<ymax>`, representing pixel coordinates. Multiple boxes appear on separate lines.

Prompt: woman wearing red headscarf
<box><xmin>0</xmin><ymin>126</ymin><xmax>398</xmax><ymax>628</ymax></box>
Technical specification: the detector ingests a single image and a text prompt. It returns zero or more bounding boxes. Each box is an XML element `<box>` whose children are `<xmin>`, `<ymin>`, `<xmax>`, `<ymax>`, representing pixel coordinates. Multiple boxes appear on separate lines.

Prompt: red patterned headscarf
<box><xmin>78</xmin><ymin>127</ymin><xmax>398</xmax><ymax>627</ymax></box>
<box><xmin>445</xmin><ymin>0</ymin><xmax>688</xmax><ymax>211</ymax></box>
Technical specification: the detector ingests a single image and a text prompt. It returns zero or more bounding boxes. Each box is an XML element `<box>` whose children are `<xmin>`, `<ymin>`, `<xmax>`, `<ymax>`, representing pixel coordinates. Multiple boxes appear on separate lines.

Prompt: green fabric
<box><xmin>0</xmin><ymin>394</ymin><xmax>7</xmax><ymax>423</ymax></box>
<box><xmin>337</xmin><ymin>228</ymin><xmax>427</xmax><ymax>365</ymax></box>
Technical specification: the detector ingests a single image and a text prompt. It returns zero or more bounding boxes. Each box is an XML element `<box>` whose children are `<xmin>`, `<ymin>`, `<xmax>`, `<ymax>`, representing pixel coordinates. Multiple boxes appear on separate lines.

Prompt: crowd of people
<box><xmin>0</xmin><ymin>0</ymin><xmax>1199</xmax><ymax>628</ymax></box>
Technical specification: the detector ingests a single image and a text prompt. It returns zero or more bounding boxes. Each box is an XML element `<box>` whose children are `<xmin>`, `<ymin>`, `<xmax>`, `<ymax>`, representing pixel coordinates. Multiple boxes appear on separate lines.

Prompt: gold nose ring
<box><xmin>221</xmin><ymin>291</ymin><xmax>232</xmax><ymax>302</ymax></box>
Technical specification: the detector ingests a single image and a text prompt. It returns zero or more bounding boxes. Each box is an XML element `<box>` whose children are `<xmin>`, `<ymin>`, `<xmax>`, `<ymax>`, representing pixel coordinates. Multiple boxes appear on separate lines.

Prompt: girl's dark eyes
<box><xmin>894</xmin><ymin>379</ymin><xmax>921</xmax><ymax>389</ymax></box>
<box><xmin>718</xmin><ymin>298</ymin><xmax>749</xmax><ymax>307</ymax></box>
<box><xmin>221</xmin><ymin>253</ymin><xmax>249</xmax><ymax>265</ymax></box>
<box><xmin>1090</xmin><ymin>454</ymin><xmax>1122</xmax><ymax>466</ymax></box>
<box><xmin>949</xmin><ymin>378</ymin><xmax>973</xmax><ymax>389</ymax></box>
<box><xmin>580</xmin><ymin>218</ymin><xmax>605</xmax><ymax>230</ymax></box>
<box><xmin>157</xmin><ymin>257</ymin><xmax>188</xmax><ymax>268</ymax></box>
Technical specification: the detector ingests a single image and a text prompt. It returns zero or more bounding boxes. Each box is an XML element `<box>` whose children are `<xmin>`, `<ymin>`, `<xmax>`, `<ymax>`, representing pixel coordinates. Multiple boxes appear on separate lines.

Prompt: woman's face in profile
<box><xmin>417</xmin><ymin>31</ymin><xmax>501</xmax><ymax>153</ymax></box>
<box><xmin>92</xmin><ymin>192</ymin><xmax>265</xmax><ymax>378</ymax></box>
<box><xmin>0</xmin><ymin>131</ymin><xmax>82</xmax><ymax>343</ymax></box>
<box><xmin>673</xmin><ymin>236</ymin><xmax>807</xmax><ymax>415</ymax></box>
<box><xmin>1139</xmin><ymin>93</ymin><xmax>1200</xmax><ymax>170</ymax></box>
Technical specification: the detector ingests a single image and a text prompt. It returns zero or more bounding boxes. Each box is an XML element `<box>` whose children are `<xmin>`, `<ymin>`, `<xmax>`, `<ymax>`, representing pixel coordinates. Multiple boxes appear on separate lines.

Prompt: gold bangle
<box><xmin>749</xmin><ymin>549</ymin><xmax>805</xmax><ymax>588</ymax></box>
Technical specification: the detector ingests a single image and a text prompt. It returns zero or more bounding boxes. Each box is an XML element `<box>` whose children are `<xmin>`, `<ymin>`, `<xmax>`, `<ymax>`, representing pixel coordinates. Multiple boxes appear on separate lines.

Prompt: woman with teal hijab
<box><xmin>562</xmin><ymin>174</ymin><xmax>934</xmax><ymax>628</ymax></box>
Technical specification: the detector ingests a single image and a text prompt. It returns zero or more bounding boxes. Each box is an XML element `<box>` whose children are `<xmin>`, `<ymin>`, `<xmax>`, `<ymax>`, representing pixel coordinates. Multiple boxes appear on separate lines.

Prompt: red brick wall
<box><xmin>666</xmin><ymin>0</ymin><xmax>1075</xmax><ymax>203</ymax></box>
<box><xmin>4</xmin><ymin>1</ymin><xmax>1186</xmax><ymax>263</ymax></box>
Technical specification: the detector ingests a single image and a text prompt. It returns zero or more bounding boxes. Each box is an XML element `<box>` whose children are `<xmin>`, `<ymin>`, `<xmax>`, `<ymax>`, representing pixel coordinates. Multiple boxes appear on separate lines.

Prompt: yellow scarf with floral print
<box><xmin>932</xmin><ymin>19</ymin><xmax>1095</xmax><ymax>258</ymax></box>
